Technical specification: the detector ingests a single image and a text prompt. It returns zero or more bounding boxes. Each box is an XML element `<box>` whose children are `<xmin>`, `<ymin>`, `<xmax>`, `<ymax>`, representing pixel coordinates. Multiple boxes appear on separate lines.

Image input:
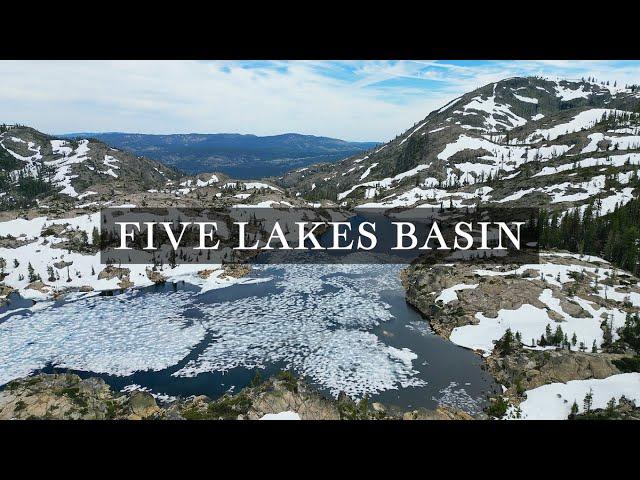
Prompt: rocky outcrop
<box><xmin>220</xmin><ymin>264</ymin><xmax>251</xmax><ymax>279</ymax></box>
<box><xmin>97</xmin><ymin>266</ymin><xmax>130</xmax><ymax>281</ymax></box>
<box><xmin>197</xmin><ymin>269</ymin><xmax>216</xmax><ymax>279</ymax></box>
<box><xmin>145</xmin><ymin>268</ymin><xmax>166</xmax><ymax>284</ymax></box>
<box><xmin>173</xmin><ymin>374</ymin><xmax>341</xmax><ymax>420</ymax></box>
<box><xmin>401</xmin><ymin>255</ymin><xmax>639</xmax><ymax>415</ymax></box>
<box><xmin>245</xmin><ymin>378</ymin><xmax>340</xmax><ymax>420</ymax></box>
<box><xmin>25</xmin><ymin>280</ymin><xmax>52</xmax><ymax>294</ymax></box>
<box><xmin>53</xmin><ymin>260</ymin><xmax>73</xmax><ymax>270</ymax></box>
<box><xmin>128</xmin><ymin>391</ymin><xmax>161</xmax><ymax>419</ymax></box>
<box><xmin>0</xmin><ymin>372</ymin><xmax>476</xmax><ymax>421</ymax></box>
<box><xmin>486</xmin><ymin>348</ymin><xmax>622</xmax><ymax>397</ymax></box>
<box><xmin>403</xmin><ymin>263</ymin><xmax>550</xmax><ymax>338</ymax></box>
<box><xmin>117</xmin><ymin>277</ymin><xmax>134</xmax><ymax>289</ymax></box>
<box><xmin>0</xmin><ymin>374</ymin><xmax>120</xmax><ymax>420</ymax></box>
<box><xmin>0</xmin><ymin>283</ymin><xmax>15</xmax><ymax>297</ymax></box>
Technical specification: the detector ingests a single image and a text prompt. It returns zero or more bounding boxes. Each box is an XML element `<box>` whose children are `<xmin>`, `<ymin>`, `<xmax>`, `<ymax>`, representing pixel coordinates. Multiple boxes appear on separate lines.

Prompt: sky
<box><xmin>1</xmin><ymin>60</ymin><xmax>639</xmax><ymax>142</ymax></box>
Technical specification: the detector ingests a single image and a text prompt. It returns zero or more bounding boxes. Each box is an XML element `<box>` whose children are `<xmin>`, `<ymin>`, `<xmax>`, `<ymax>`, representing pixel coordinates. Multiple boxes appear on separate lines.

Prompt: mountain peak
<box><xmin>277</xmin><ymin>76</ymin><xmax>640</xmax><ymax>215</ymax></box>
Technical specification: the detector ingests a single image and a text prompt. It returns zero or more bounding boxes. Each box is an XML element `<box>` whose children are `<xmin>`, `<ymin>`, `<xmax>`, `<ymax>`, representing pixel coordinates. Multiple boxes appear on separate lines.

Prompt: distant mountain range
<box><xmin>59</xmin><ymin>132</ymin><xmax>379</xmax><ymax>178</ymax></box>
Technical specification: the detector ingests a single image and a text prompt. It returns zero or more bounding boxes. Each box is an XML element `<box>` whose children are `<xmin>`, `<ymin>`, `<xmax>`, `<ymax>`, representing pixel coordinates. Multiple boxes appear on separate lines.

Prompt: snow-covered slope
<box><xmin>0</xmin><ymin>126</ymin><xmax>181</xmax><ymax>209</ymax></box>
<box><xmin>279</xmin><ymin>77</ymin><xmax>640</xmax><ymax>215</ymax></box>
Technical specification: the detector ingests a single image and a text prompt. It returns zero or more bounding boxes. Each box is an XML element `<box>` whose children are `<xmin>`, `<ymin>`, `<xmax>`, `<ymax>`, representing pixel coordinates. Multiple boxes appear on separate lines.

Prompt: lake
<box><xmin>0</xmin><ymin>260</ymin><xmax>498</xmax><ymax>414</ymax></box>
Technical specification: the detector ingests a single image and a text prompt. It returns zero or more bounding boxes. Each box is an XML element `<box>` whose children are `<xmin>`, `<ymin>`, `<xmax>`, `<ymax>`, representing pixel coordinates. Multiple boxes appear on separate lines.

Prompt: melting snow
<box><xmin>516</xmin><ymin>373</ymin><xmax>640</xmax><ymax>420</ymax></box>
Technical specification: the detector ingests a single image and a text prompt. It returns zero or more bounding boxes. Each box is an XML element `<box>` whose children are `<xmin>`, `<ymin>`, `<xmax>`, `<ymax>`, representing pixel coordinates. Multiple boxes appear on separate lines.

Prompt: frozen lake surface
<box><xmin>0</xmin><ymin>262</ymin><xmax>498</xmax><ymax>413</ymax></box>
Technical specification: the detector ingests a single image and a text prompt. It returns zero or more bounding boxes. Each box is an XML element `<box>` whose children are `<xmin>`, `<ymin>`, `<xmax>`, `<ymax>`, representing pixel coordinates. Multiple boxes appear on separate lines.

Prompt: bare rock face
<box><xmin>487</xmin><ymin>349</ymin><xmax>622</xmax><ymax>396</ymax></box>
<box><xmin>403</xmin><ymin>263</ymin><xmax>548</xmax><ymax>337</ymax></box>
<box><xmin>41</xmin><ymin>224</ymin><xmax>67</xmax><ymax>237</ymax></box>
<box><xmin>558</xmin><ymin>297</ymin><xmax>591</xmax><ymax>318</ymax></box>
<box><xmin>97</xmin><ymin>265</ymin><xmax>130</xmax><ymax>281</ymax></box>
<box><xmin>246</xmin><ymin>379</ymin><xmax>340</xmax><ymax>420</ymax></box>
<box><xmin>0</xmin><ymin>374</ymin><xmax>163</xmax><ymax>420</ymax></box>
<box><xmin>0</xmin><ymin>373</ymin><xmax>115</xmax><ymax>420</ymax></box>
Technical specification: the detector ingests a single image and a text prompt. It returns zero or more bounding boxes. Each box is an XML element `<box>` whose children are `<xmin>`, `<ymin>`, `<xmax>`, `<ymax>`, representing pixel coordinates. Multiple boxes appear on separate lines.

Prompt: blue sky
<box><xmin>1</xmin><ymin>60</ymin><xmax>638</xmax><ymax>142</ymax></box>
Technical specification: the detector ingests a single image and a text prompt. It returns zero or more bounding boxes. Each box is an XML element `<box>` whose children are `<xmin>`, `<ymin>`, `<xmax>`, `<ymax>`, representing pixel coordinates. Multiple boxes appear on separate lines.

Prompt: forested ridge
<box><xmin>537</xmin><ymin>193</ymin><xmax>640</xmax><ymax>274</ymax></box>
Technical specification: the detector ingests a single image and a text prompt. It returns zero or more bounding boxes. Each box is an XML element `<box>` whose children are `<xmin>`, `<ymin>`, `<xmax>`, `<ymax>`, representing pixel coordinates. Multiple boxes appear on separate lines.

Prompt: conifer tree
<box><xmin>570</xmin><ymin>400</ymin><xmax>579</xmax><ymax>415</ymax></box>
<box><xmin>583</xmin><ymin>388</ymin><xmax>594</xmax><ymax>413</ymax></box>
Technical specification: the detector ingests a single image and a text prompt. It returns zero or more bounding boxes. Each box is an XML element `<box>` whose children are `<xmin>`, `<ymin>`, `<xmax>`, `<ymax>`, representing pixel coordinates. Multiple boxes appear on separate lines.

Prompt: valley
<box><xmin>61</xmin><ymin>132</ymin><xmax>378</xmax><ymax>178</ymax></box>
<box><xmin>1</xmin><ymin>75</ymin><xmax>640</xmax><ymax>420</ymax></box>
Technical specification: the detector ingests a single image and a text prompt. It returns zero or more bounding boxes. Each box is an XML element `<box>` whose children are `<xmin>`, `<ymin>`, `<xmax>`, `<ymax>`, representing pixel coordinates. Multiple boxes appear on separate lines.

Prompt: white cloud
<box><xmin>0</xmin><ymin>60</ymin><xmax>638</xmax><ymax>142</ymax></box>
<box><xmin>0</xmin><ymin>60</ymin><xmax>444</xmax><ymax>141</ymax></box>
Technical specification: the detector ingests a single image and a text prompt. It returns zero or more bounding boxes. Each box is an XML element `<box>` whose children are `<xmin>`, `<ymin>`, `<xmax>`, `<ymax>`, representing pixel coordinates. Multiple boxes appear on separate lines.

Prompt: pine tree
<box><xmin>619</xmin><ymin>312</ymin><xmax>640</xmax><ymax>353</ymax></box>
<box><xmin>570</xmin><ymin>400</ymin><xmax>579</xmax><ymax>415</ymax></box>
<box><xmin>92</xmin><ymin>227</ymin><xmax>100</xmax><ymax>247</ymax></box>
<box><xmin>583</xmin><ymin>388</ymin><xmax>594</xmax><ymax>413</ymax></box>
<box><xmin>545</xmin><ymin>324</ymin><xmax>553</xmax><ymax>343</ymax></box>
<box><xmin>553</xmin><ymin>325</ymin><xmax>564</xmax><ymax>346</ymax></box>
<box><xmin>27</xmin><ymin>262</ymin><xmax>37</xmax><ymax>283</ymax></box>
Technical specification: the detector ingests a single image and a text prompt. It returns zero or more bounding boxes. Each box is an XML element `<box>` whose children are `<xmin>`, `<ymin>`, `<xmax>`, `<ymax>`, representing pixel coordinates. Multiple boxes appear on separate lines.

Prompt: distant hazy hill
<box><xmin>60</xmin><ymin>132</ymin><xmax>379</xmax><ymax>178</ymax></box>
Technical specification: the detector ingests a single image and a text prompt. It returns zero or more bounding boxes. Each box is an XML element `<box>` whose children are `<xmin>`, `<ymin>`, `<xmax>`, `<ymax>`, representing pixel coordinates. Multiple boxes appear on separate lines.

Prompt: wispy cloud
<box><xmin>0</xmin><ymin>60</ymin><xmax>637</xmax><ymax>142</ymax></box>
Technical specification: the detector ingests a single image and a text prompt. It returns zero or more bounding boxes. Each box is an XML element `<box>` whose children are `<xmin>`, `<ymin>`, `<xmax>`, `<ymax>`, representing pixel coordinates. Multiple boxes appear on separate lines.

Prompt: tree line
<box><xmin>534</xmin><ymin>196</ymin><xmax>640</xmax><ymax>274</ymax></box>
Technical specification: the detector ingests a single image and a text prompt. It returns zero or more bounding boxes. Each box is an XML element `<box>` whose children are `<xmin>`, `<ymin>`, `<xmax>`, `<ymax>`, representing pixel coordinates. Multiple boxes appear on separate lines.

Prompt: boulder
<box><xmin>145</xmin><ymin>268</ymin><xmax>166</xmax><ymax>284</ymax></box>
<box><xmin>197</xmin><ymin>269</ymin><xmax>215</xmax><ymax>279</ymax></box>
<box><xmin>117</xmin><ymin>277</ymin><xmax>134</xmax><ymax>289</ymax></box>
<box><xmin>25</xmin><ymin>281</ymin><xmax>51</xmax><ymax>293</ymax></box>
<box><xmin>53</xmin><ymin>260</ymin><xmax>73</xmax><ymax>270</ymax></box>
<box><xmin>97</xmin><ymin>265</ymin><xmax>130</xmax><ymax>280</ymax></box>
<box><xmin>220</xmin><ymin>265</ymin><xmax>251</xmax><ymax>279</ymax></box>
<box><xmin>128</xmin><ymin>392</ymin><xmax>160</xmax><ymax>419</ymax></box>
